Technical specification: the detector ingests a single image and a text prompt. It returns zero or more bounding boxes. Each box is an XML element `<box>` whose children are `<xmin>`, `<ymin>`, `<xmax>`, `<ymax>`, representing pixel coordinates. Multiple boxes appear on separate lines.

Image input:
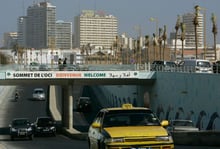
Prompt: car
<box><xmin>9</xmin><ymin>118</ymin><xmax>34</xmax><ymax>140</ymax></box>
<box><xmin>88</xmin><ymin>103</ymin><xmax>174</xmax><ymax>149</ymax></box>
<box><xmin>178</xmin><ymin>59</ymin><xmax>213</xmax><ymax>73</ymax></box>
<box><xmin>32</xmin><ymin>88</ymin><xmax>46</xmax><ymax>100</ymax></box>
<box><xmin>39</xmin><ymin>64</ymin><xmax>50</xmax><ymax>71</ymax></box>
<box><xmin>151</xmin><ymin>60</ymin><xmax>165</xmax><ymax>71</ymax></box>
<box><xmin>76</xmin><ymin>97</ymin><xmax>91</xmax><ymax>112</ymax></box>
<box><xmin>151</xmin><ymin>60</ymin><xmax>177</xmax><ymax>72</ymax></box>
<box><xmin>29</xmin><ymin>62</ymin><xmax>40</xmax><ymax>71</ymax></box>
<box><xmin>212</xmin><ymin>60</ymin><xmax>220</xmax><ymax>73</ymax></box>
<box><xmin>167</xmin><ymin>120</ymin><xmax>199</xmax><ymax>133</ymax></box>
<box><xmin>33</xmin><ymin>116</ymin><xmax>56</xmax><ymax>136</ymax></box>
<box><xmin>164</xmin><ymin>61</ymin><xmax>177</xmax><ymax>72</ymax></box>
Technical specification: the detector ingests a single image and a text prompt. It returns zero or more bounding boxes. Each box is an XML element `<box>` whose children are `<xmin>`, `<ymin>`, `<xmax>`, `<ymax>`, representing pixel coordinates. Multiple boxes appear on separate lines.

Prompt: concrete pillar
<box><xmin>62</xmin><ymin>84</ymin><xmax>73</xmax><ymax>129</ymax></box>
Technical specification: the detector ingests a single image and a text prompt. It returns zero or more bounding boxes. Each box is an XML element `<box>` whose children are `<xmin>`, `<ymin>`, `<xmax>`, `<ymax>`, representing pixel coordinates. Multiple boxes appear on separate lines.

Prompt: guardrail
<box><xmin>0</xmin><ymin>63</ymin><xmax>219</xmax><ymax>74</ymax></box>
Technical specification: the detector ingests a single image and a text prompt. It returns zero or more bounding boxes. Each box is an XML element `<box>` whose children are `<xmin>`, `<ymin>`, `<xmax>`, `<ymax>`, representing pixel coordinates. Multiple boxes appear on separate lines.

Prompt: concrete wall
<box><xmin>96</xmin><ymin>72</ymin><xmax>220</xmax><ymax>131</ymax></box>
<box><xmin>150</xmin><ymin>72</ymin><xmax>220</xmax><ymax>131</ymax></box>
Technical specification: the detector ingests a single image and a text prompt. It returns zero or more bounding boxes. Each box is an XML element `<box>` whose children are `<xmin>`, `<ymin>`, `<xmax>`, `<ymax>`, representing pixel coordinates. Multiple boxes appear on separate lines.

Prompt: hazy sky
<box><xmin>1</xmin><ymin>0</ymin><xmax>220</xmax><ymax>46</ymax></box>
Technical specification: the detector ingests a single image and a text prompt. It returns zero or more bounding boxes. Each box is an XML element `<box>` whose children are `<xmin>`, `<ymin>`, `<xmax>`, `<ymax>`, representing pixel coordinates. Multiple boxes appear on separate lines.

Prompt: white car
<box><xmin>167</xmin><ymin>120</ymin><xmax>199</xmax><ymax>133</ymax></box>
<box><xmin>32</xmin><ymin>88</ymin><xmax>46</xmax><ymax>100</ymax></box>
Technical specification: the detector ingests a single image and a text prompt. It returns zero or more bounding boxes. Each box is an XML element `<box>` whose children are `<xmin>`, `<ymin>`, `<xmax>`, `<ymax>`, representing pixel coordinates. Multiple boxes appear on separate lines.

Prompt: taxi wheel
<box><xmin>98</xmin><ymin>140</ymin><xmax>105</xmax><ymax>149</ymax></box>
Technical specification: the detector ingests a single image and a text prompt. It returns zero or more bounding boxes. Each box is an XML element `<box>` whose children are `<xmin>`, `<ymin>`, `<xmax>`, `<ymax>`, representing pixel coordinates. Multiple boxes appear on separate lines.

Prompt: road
<box><xmin>0</xmin><ymin>85</ymin><xmax>219</xmax><ymax>149</ymax></box>
<box><xmin>0</xmin><ymin>85</ymin><xmax>88</xmax><ymax>149</ymax></box>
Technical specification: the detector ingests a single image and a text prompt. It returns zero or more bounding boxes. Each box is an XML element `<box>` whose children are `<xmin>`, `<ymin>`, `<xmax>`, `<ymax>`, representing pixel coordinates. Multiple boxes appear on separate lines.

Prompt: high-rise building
<box><xmin>26</xmin><ymin>2</ymin><xmax>56</xmax><ymax>49</ymax></box>
<box><xmin>74</xmin><ymin>10</ymin><xmax>118</xmax><ymax>49</ymax></box>
<box><xmin>17</xmin><ymin>16</ymin><xmax>27</xmax><ymax>47</ymax></box>
<box><xmin>3</xmin><ymin>32</ymin><xmax>18</xmax><ymax>49</ymax></box>
<box><xmin>182</xmin><ymin>13</ymin><xmax>204</xmax><ymax>48</ymax></box>
<box><xmin>56</xmin><ymin>20</ymin><xmax>72</xmax><ymax>49</ymax></box>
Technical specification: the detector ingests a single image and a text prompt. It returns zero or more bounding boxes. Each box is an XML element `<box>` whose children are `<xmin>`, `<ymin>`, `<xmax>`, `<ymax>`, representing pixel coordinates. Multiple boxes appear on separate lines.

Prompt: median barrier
<box><xmin>172</xmin><ymin>131</ymin><xmax>220</xmax><ymax>146</ymax></box>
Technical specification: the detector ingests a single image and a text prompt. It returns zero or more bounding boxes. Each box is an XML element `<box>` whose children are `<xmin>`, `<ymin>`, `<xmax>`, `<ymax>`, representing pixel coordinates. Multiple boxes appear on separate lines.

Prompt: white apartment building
<box><xmin>182</xmin><ymin>13</ymin><xmax>204</xmax><ymax>48</ymax></box>
<box><xmin>74</xmin><ymin>10</ymin><xmax>118</xmax><ymax>50</ymax></box>
<box><xmin>26</xmin><ymin>2</ymin><xmax>56</xmax><ymax>49</ymax></box>
<box><xmin>56</xmin><ymin>20</ymin><xmax>72</xmax><ymax>49</ymax></box>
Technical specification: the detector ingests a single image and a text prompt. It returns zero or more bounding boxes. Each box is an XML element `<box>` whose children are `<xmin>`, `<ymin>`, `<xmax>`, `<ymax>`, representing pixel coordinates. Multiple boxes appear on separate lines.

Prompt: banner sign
<box><xmin>5</xmin><ymin>71</ymin><xmax>139</xmax><ymax>79</ymax></box>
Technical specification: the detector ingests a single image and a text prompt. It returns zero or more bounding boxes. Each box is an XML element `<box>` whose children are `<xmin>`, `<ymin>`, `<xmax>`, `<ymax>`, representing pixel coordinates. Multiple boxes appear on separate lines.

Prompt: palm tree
<box><xmin>180</xmin><ymin>23</ymin><xmax>186</xmax><ymax>60</ymax></box>
<box><xmin>145</xmin><ymin>35</ymin><xmax>150</xmax><ymax>63</ymax></box>
<box><xmin>152</xmin><ymin>33</ymin><xmax>158</xmax><ymax>61</ymax></box>
<box><xmin>175</xmin><ymin>15</ymin><xmax>181</xmax><ymax>61</ymax></box>
<box><xmin>211</xmin><ymin>13</ymin><xmax>218</xmax><ymax>60</ymax></box>
<box><xmin>158</xmin><ymin>28</ymin><xmax>163</xmax><ymax>60</ymax></box>
<box><xmin>194</xmin><ymin>5</ymin><xmax>200</xmax><ymax>59</ymax></box>
<box><xmin>162</xmin><ymin>25</ymin><xmax>167</xmax><ymax>61</ymax></box>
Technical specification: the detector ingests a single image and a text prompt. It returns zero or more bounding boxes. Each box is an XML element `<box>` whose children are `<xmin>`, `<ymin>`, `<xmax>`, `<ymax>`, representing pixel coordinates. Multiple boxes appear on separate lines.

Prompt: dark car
<box><xmin>76</xmin><ymin>97</ymin><xmax>91</xmax><ymax>112</ymax></box>
<box><xmin>32</xmin><ymin>88</ymin><xmax>46</xmax><ymax>101</ymax></box>
<box><xmin>9</xmin><ymin>118</ymin><xmax>34</xmax><ymax>140</ymax></box>
<box><xmin>151</xmin><ymin>60</ymin><xmax>165</xmax><ymax>71</ymax></box>
<box><xmin>213</xmin><ymin>61</ymin><xmax>220</xmax><ymax>73</ymax></box>
<box><xmin>33</xmin><ymin>116</ymin><xmax>56</xmax><ymax>136</ymax></box>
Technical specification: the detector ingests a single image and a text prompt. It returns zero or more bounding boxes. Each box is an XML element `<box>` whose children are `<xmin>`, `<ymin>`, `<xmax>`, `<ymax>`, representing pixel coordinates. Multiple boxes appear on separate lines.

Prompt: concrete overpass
<box><xmin>0</xmin><ymin>70</ymin><xmax>156</xmax><ymax>130</ymax></box>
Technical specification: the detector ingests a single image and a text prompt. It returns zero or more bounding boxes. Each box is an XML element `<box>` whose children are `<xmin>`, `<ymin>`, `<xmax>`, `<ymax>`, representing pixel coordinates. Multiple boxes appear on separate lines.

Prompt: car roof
<box><xmin>170</xmin><ymin>120</ymin><xmax>193</xmax><ymax>122</ymax></box>
<box><xmin>12</xmin><ymin>118</ymin><xmax>29</xmax><ymax>121</ymax></box>
<box><xmin>34</xmin><ymin>88</ymin><xmax>44</xmax><ymax>91</ymax></box>
<box><xmin>37</xmin><ymin>116</ymin><xmax>51</xmax><ymax>119</ymax></box>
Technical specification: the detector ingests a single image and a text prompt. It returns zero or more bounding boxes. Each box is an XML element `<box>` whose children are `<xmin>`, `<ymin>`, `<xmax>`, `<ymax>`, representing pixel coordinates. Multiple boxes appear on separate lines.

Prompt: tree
<box><xmin>145</xmin><ymin>35</ymin><xmax>150</xmax><ymax>63</ymax></box>
<box><xmin>211</xmin><ymin>13</ymin><xmax>218</xmax><ymax>60</ymax></box>
<box><xmin>162</xmin><ymin>25</ymin><xmax>167</xmax><ymax>60</ymax></box>
<box><xmin>175</xmin><ymin>15</ymin><xmax>181</xmax><ymax>60</ymax></box>
<box><xmin>158</xmin><ymin>28</ymin><xmax>163</xmax><ymax>60</ymax></box>
<box><xmin>180</xmin><ymin>23</ymin><xmax>186</xmax><ymax>60</ymax></box>
<box><xmin>194</xmin><ymin>5</ymin><xmax>200</xmax><ymax>59</ymax></box>
<box><xmin>152</xmin><ymin>33</ymin><xmax>158</xmax><ymax>61</ymax></box>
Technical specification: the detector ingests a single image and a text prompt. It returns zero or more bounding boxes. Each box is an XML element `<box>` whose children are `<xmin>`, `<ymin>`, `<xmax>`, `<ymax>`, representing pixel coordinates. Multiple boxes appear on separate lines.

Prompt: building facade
<box><xmin>182</xmin><ymin>13</ymin><xmax>204</xmax><ymax>48</ymax></box>
<box><xmin>3</xmin><ymin>32</ymin><xmax>18</xmax><ymax>49</ymax></box>
<box><xmin>26</xmin><ymin>2</ymin><xmax>56</xmax><ymax>49</ymax></box>
<box><xmin>17</xmin><ymin>16</ymin><xmax>27</xmax><ymax>47</ymax></box>
<box><xmin>74</xmin><ymin>10</ymin><xmax>118</xmax><ymax>49</ymax></box>
<box><xmin>56</xmin><ymin>20</ymin><xmax>72</xmax><ymax>49</ymax></box>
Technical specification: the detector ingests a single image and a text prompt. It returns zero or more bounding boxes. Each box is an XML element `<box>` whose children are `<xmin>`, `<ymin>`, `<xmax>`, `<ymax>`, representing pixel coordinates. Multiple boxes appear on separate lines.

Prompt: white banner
<box><xmin>5</xmin><ymin>71</ymin><xmax>140</xmax><ymax>79</ymax></box>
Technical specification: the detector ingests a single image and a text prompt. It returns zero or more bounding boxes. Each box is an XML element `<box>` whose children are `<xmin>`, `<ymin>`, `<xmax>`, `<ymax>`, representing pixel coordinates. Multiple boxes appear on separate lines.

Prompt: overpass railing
<box><xmin>0</xmin><ymin>63</ymin><xmax>217</xmax><ymax>74</ymax></box>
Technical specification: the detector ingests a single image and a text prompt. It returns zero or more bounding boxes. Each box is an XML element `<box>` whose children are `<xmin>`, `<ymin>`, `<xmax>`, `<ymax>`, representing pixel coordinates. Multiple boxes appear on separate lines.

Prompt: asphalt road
<box><xmin>0</xmin><ymin>85</ymin><xmax>88</xmax><ymax>149</ymax></box>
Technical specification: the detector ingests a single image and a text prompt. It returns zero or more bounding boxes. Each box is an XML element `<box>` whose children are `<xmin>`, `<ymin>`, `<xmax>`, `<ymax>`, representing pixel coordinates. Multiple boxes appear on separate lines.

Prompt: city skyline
<box><xmin>1</xmin><ymin>0</ymin><xmax>220</xmax><ymax>47</ymax></box>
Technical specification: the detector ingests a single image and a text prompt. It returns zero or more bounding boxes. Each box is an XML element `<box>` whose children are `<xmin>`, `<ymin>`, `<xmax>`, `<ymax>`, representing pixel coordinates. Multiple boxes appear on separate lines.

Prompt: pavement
<box><xmin>0</xmin><ymin>86</ymin><xmax>16</xmax><ymax>148</ymax></box>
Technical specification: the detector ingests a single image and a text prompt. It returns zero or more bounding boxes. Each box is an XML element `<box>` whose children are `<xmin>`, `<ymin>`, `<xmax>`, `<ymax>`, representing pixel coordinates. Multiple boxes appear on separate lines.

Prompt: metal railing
<box><xmin>0</xmin><ymin>63</ymin><xmax>218</xmax><ymax>74</ymax></box>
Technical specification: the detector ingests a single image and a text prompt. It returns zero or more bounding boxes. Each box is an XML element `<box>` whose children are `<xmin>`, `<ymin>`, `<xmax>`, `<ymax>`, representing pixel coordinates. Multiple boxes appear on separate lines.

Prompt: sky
<box><xmin>1</xmin><ymin>0</ymin><xmax>220</xmax><ymax>47</ymax></box>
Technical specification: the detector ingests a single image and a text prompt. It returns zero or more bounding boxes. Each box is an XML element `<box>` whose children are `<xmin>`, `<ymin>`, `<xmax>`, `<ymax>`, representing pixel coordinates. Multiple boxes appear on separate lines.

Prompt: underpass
<box><xmin>1</xmin><ymin>66</ymin><xmax>220</xmax><ymax>146</ymax></box>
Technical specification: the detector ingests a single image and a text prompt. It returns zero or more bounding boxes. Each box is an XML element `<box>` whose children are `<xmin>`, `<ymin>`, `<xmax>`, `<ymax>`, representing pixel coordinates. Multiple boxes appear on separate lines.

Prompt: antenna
<box><xmin>94</xmin><ymin>0</ymin><xmax>97</xmax><ymax>11</ymax></box>
<box><xmin>22</xmin><ymin>0</ymin><xmax>25</xmax><ymax>16</ymax></box>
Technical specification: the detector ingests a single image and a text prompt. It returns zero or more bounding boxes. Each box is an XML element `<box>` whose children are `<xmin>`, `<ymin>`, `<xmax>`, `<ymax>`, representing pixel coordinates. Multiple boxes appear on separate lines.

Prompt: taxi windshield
<box><xmin>103</xmin><ymin>110</ymin><xmax>160</xmax><ymax>127</ymax></box>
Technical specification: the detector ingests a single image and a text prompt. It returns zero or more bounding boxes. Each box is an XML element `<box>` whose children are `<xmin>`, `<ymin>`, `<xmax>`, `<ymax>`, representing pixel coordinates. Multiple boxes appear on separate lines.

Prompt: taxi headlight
<box><xmin>156</xmin><ymin>136</ymin><xmax>170</xmax><ymax>141</ymax></box>
<box><xmin>104</xmin><ymin>138</ymin><xmax>125</xmax><ymax>143</ymax></box>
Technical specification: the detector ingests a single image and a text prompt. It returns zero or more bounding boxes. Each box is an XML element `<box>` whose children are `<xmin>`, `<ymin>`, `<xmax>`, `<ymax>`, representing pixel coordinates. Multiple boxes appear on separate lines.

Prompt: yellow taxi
<box><xmin>88</xmin><ymin>104</ymin><xmax>174</xmax><ymax>149</ymax></box>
